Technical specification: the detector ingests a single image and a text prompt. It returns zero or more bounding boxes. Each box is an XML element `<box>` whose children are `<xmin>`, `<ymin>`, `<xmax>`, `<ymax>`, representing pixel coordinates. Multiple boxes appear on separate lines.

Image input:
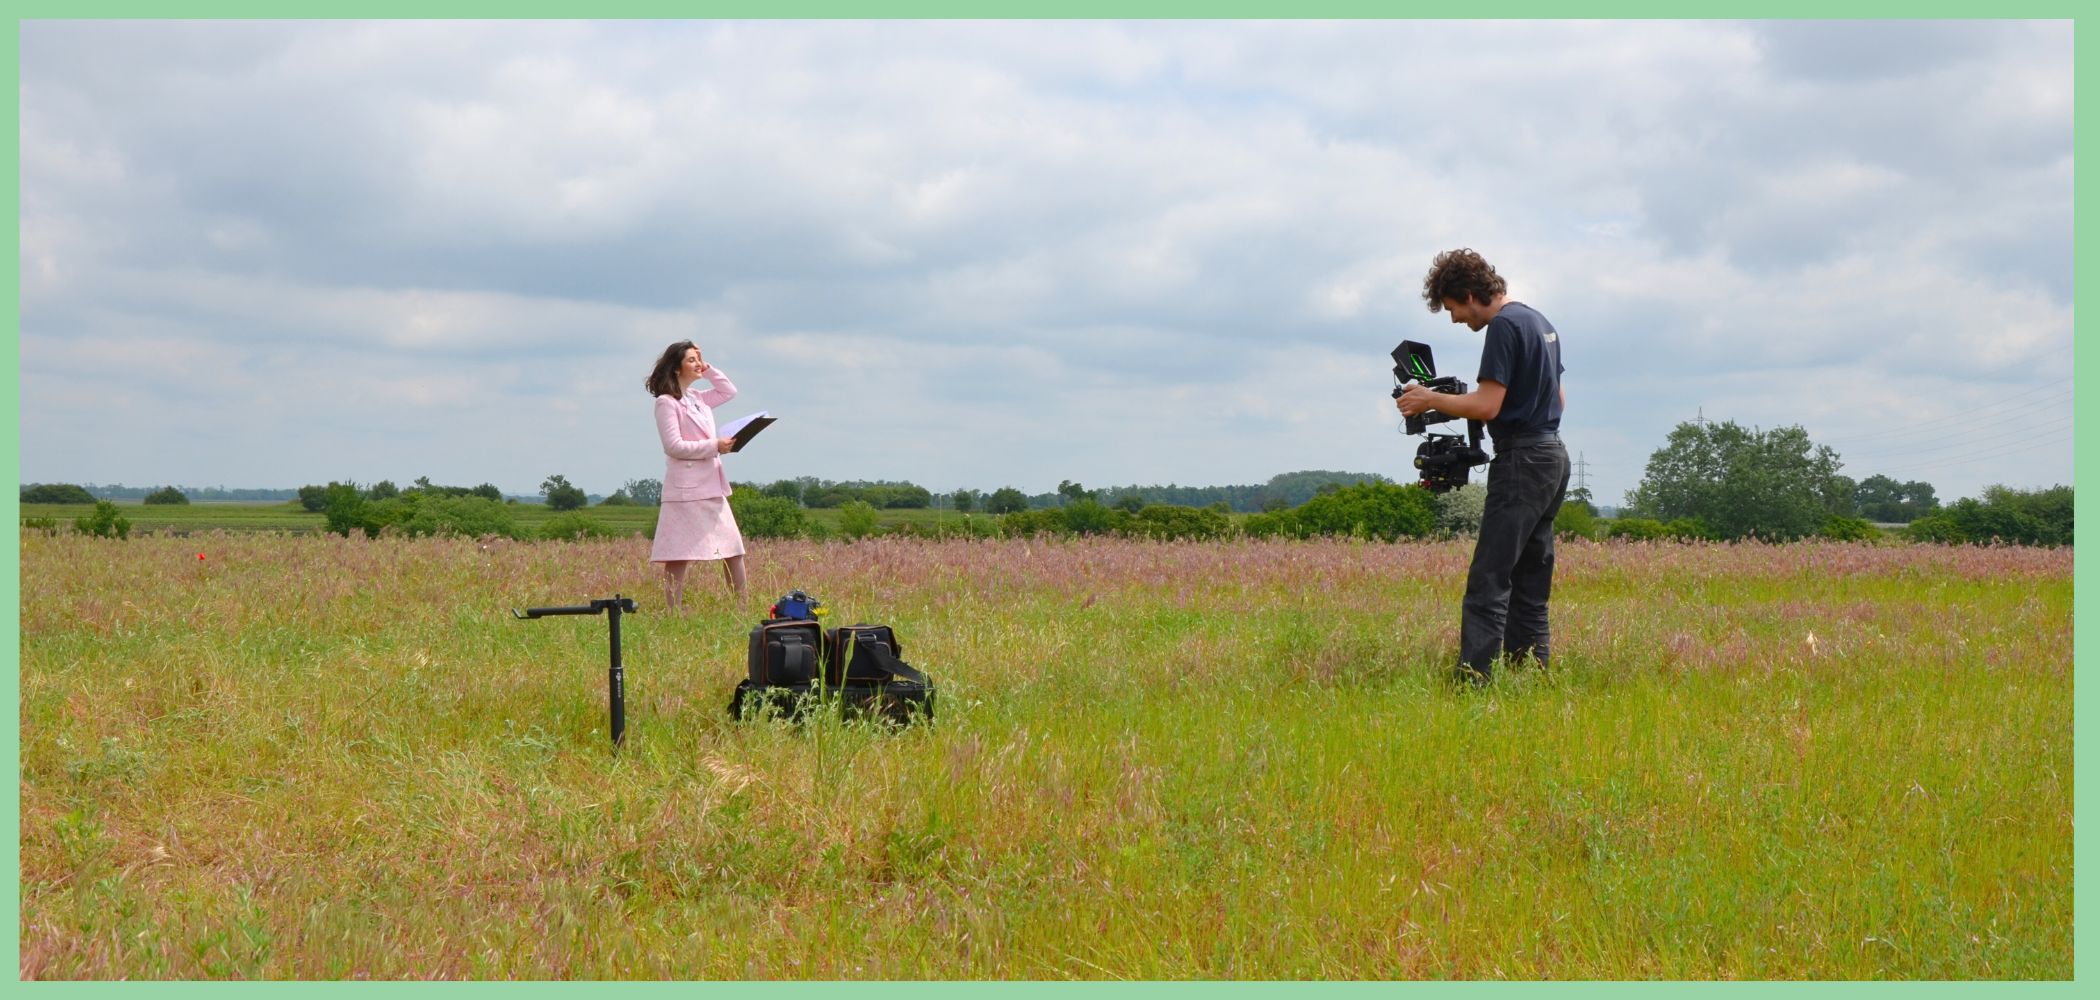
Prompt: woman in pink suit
<box><xmin>645</xmin><ymin>340</ymin><xmax>747</xmax><ymax>610</ymax></box>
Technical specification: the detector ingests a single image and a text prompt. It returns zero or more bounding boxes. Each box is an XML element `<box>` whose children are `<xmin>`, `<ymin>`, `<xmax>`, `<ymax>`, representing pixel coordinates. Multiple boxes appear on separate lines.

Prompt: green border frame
<box><xmin>5</xmin><ymin>9</ymin><xmax>2088</xmax><ymax>990</ymax></box>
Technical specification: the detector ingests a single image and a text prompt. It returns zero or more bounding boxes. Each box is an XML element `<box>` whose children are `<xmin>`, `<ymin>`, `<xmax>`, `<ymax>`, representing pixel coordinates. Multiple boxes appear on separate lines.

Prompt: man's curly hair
<box><xmin>1421</xmin><ymin>248</ymin><xmax>1506</xmax><ymax>312</ymax></box>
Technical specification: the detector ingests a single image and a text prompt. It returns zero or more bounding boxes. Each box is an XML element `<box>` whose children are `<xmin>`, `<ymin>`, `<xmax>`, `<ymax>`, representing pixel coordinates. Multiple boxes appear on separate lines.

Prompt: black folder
<box><xmin>724</xmin><ymin>413</ymin><xmax>775</xmax><ymax>453</ymax></box>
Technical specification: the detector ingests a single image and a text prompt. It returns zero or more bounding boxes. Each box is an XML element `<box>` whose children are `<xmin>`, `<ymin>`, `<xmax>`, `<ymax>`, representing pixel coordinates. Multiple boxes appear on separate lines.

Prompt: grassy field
<box><xmin>18</xmin><ymin>532</ymin><xmax>2071</xmax><ymax>979</ymax></box>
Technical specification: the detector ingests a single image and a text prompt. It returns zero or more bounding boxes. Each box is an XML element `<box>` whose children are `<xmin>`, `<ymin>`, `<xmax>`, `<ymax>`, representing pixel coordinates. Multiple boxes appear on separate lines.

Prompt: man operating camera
<box><xmin>1396</xmin><ymin>249</ymin><xmax>1569</xmax><ymax>685</ymax></box>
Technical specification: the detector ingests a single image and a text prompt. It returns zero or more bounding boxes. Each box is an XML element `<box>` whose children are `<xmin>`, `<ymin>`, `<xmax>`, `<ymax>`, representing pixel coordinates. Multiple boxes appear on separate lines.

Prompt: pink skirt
<box><xmin>651</xmin><ymin>498</ymin><xmax>746</xmax><ymax>562</ymax></box>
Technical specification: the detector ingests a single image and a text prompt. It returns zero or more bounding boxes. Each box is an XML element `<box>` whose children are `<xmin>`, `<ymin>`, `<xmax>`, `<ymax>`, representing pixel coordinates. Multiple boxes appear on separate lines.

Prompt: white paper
<box><xmin>719</xmin><ymin>410</ymin><xmax>769</xmax><ymax>439</ymax></box>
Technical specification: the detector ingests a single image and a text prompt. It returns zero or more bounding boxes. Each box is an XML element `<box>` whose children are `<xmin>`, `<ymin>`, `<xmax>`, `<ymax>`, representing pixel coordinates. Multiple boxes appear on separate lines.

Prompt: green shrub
<box><xmin>729</xmin><ymin>492</ymin><xmax>811</xmax><ymax>539</ymax></box>
<box><xmin>538</xmin><ymin>512</ymin><xmax>619</xmax><ymax>542</ymax></box>
<box><xmin>994</xmin><ymin>503</ymin><xmax>1231</xmax><ymax>542</ymax></box>
<box><xmin>1126</xmin><ymin>503</ymin><xmax>1234</xmax><ymax>542</ymax></box>
<box><xmin>142</xmin><ymin>486</ymin><xmax>190</xmax><ymax>505</ymax></box>
<box><xmin>23</xmin><ymin>516</ymin><xmax>59</xmax><ymax>535</ymax></box>
<box><xmin>1605</xmin><ymin>516</ymin><xmax>1715</xmax><ymax>541</ymax></box>
<box><xmin>1980</xmin><ymin>484</ymin><xmax>2071</xmax><ymax>546</ymax></box>
<box><xmin>1904</xmin><ymin>514</ymin><xmax>1965</xmax><ymax>544</ymax></box>
<box><xmin>1819</xmin><ymin>515</ymin><xmax>1880</xmax><ymax>541</ymax></box>
<box><xmin>73</xmin><ymin>501</ymin><xmax>131</xmax><ymax>540</ymax></box>
<box><xmin>330</xmin><ymin>492</ymin><xmax>525</xmax><ymax>540</ymax></box>
<box><xmin>322</xmin><ymin>483</ymin><xmax>369</xmax><ymax>537</ymax></box>
<box><xmin>394</xmin><ymin>496</ymin><xmax>525</xmax><ymax>540</ymax></box>
<box><xmin>887</xmin><ymin>516</ymin><xmax>1000</xmax><ymax>540</ymax></box>
<box><xmin>1898</xmin><ymin>489</ymin><xmax>2071</xmax><ymax>547</ymax></box>
<box><xmin>1434</xmin><ymin>484</ymin><xmax>1487</xmax><ymax>536</ymax></box>
<box><xmin>22</xmin><ymin>483</ymin><xmax>96</xmax><ymax>504</ymax></box>
<box><xmin>997</xmin><ymin>508</ymin><xmax>1069</xmax><ymax>538</ymax></box>
<box><xmin>1607</xmin><ymin>517</ymin><xmax>1669</xmax><ymax>541</ymax></box>
<box><xmin>838</xmin><ymin>500</ymin><xmax>881</xmax><ymax>541</ymax></box>
<box><xmin>1241</xmin><ymin>510</ymin><xmax>1287</xmax><ymax>539</ymax></box>
<box><xmin>1916</xmin><ymin>491</ymin><xmax>2064</xmax><ymax>547</ymax></box>
<box><xmin>1554</xmin><ymin>499</ymin><xmax>1604</xmax><ymax>541</ymax></box>
<box><xmin>1665</xmin><ymin>518</ymin><xmax>1715</xmax><ymax>541</ymax></box>
<box><xmin>1254</xmin><ymin>482</ymin><xmax>1437</xmax><ymax>541</ymax></box>
<box><xmin>1062</xmin><ymin>499</ymin><xmax>1116</xmax><ymax>536</ymax></box>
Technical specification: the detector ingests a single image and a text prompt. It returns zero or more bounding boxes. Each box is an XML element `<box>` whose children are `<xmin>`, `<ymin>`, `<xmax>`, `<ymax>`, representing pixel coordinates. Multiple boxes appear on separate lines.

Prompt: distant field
<box><xmin>19</xmin><ymin>501</ymin><xmax>1091</xmax><ymax>537</ymax></box>
<box><xmin>19</xmin><ymin>501</ymin><xmax>330</xmax><ymax>534</ymax></box>
<box><xmin>18</xmin><ymin>532</ymin><xmax>2071</xmax><ymax>978</ymax></box>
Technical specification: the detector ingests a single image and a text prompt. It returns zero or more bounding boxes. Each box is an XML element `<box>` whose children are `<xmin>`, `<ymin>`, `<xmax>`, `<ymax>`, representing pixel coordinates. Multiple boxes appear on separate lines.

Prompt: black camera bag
<box><xmin>747</xmin><ymin>618</ymin><xmax>822</xmax><ymax>686</ymax></box>
<box><xmin>823</xmin><ymin>624</ymin><xmax>902</xmax><ymax>685</ymax></box>
<box><xmin>730</xmin><ymin>620</ymin><xmax>933</xmax><ymax>724</ymax></box>
<box><xmin>728</xmin><ymin>679</ymin><xmax>818</xmax><ymax>721</ymax></box>
<box><xmin>826</xmin><ymin>624</ymin><xmax>934</xmax><ymax>724</ymax></box>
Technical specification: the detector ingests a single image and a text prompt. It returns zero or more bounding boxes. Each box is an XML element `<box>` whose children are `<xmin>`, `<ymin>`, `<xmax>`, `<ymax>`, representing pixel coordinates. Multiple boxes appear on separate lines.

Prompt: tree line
<box><xmin>23</xmin><ymin>483</ymin><xmax>196</xmax><ymax>505</ymax></box>
<box><xmin>20</xmin><ymin>483</ymin><xmax>301</xmax><ymax>502</ymax></box>
<box><xmin>21</xmin><ymin>418</ymin><xmax>2074</xmax><ymax>547</ymax></box>
<box><xmin>727</xmin><ymin>469</ymin><xmax>1392</xmax><ymax>514</ymax></box>
<box><xmin>1615</xmin><ymin>419</ymin><xmax>2069</xmax><ymax>546</ymax></box>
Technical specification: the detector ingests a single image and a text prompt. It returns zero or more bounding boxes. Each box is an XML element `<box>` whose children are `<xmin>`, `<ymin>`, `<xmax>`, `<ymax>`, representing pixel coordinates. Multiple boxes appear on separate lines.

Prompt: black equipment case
<box><xmin>730</xmin><ymin>619</ymin><xmax>934</xmax><ymax>724</ymax></box>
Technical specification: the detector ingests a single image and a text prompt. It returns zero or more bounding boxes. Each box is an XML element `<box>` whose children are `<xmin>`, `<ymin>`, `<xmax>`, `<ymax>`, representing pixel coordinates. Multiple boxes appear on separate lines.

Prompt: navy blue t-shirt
<box><xmin>1475</xmin><ymin>301</ymin><xmax>1564</xmax><ymax>442</ymax></box>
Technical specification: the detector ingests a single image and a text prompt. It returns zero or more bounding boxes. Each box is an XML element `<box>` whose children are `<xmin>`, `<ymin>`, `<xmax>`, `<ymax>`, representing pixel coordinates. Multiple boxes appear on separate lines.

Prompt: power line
<box><xmin>1862</xmin><ymin>427</ymin><xmax>2073</xmax><ymax>477</ymax></box>
<box><xmin>1816</xmin><ymin>382</ymin><xmax>2074</xmax><ymax>447</ymax></box>
<box><xmin>1675</xmin><ymin>387</ymin><xmax>2073</xmax><ymax>459</ymax></box>
<box><xmin>1840</xmin><ymin>414</ymin><xmax>2074</xmax><ymax>463</ymax></box>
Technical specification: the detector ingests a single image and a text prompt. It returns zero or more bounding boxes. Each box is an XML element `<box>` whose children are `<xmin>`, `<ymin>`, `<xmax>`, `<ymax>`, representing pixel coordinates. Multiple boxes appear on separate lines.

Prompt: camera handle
<box><xmin>1394</xmin><ymin>373</ymin><xmax>1470</xmax><ymax>436</ymax></box>
<box><xmin>511</xmin><ymin>595</ymin><xmax>639</xmax><ymax>750</ymax></box>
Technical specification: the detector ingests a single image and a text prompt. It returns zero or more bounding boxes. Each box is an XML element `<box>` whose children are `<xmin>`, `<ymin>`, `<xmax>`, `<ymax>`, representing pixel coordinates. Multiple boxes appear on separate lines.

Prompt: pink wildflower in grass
<box><xmin>13</xmin><ymin>526</ymin><xmax>2072</xmax><ymax>978</ymax></box>
<box><xmin>21</xmin><ymin>531</ymin><xmax>2067</xmax><ymax>681</ymax></box>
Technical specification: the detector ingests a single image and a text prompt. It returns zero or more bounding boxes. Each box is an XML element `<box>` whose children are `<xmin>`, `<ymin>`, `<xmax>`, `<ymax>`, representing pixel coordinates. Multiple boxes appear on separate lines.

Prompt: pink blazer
<box><xmin>655</xmin><ymin>366</ymin><xmax>739</xmax><ymax>502</ymax></box>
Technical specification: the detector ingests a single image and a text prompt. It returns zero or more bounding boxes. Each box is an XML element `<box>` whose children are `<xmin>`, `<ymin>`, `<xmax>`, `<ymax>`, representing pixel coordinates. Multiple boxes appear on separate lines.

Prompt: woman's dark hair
<box><xmin>1421</xmin><ymin>248</ymin><xmax>1507</xmax><ymax>312</ymax></box>
<box><xmin>646</xmin><ymin>340</ymin><xmax>697</xmax><ymax>399</ymax></box>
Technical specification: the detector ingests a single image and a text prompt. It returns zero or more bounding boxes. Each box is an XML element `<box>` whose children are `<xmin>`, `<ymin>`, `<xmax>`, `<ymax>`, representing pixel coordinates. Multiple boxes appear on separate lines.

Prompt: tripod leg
<box><xmin>608</xmin><ymin>607</ymin><xmax>626</xmax><ymax>748</ymax></box>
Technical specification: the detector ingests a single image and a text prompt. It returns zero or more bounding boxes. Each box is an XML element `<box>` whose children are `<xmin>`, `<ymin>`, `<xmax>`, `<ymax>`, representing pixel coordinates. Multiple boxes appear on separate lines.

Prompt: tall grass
<box><xmin>18</xmin><ymin>533</ymin><xmax>2070</xmax><ymax>978</ymax></box>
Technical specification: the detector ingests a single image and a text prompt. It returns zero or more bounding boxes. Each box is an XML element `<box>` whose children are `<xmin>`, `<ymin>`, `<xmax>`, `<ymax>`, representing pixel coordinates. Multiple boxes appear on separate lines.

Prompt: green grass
<box><xmin>18</xmin><ymin>533</ymin><xmax>2070</xmax><ymax>978</ymax></box>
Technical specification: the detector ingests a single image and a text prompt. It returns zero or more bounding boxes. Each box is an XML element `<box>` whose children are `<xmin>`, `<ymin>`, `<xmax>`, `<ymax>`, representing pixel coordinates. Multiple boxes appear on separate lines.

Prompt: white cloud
<box><xmin>16</xmin><ymin>19</ymin><xmax>2075</xmax><ymax>505</ymax></box>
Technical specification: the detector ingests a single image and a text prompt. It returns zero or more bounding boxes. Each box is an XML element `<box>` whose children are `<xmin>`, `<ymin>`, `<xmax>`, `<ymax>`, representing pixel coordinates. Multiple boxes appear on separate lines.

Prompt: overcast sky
<box><xmin>18</xmin><ymin>20</ymin><xmax>2074</xmax><ymax>506</ymax></box>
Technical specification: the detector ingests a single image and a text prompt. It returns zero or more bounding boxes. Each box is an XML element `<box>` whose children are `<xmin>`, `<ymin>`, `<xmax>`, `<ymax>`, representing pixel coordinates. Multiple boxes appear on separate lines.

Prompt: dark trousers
<box><xmin>1460</xmin><ymin>435</ymin><xmax>1571</xmax><ymax>678</ymax></box>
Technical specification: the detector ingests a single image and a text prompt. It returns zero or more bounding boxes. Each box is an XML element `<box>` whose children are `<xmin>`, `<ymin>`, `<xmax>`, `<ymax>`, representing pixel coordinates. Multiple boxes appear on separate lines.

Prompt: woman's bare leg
<box><xmin>722</xmin><ymin>554</ymin><xmax>747</xmax><ymax>598</ymax></box>
<box><xmin>663</xmin><ymin>560</ymin><xmax>692</xmax><ymax>612</ymax></box>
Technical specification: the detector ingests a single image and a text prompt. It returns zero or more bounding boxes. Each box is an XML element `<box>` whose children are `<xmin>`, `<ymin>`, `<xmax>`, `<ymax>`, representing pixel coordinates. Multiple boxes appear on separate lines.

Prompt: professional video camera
<box><xmin>1391</xmin><ymin>339</ymin><xmax>1487</xmax><ymax>493</ymax></box>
